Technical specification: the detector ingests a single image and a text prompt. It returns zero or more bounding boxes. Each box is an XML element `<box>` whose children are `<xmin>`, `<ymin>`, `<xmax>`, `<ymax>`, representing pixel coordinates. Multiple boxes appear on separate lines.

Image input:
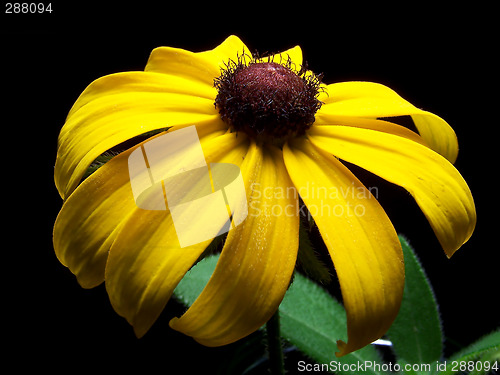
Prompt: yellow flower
<box><xmin>53</xmin><ymin>35</ymin><xmax>476</xmax><ymax>356</ymax></box>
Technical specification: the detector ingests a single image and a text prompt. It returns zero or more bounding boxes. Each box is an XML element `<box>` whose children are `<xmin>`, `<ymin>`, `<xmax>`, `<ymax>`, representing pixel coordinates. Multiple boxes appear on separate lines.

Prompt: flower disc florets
<box><xmin>214</xmin><ymin>55</ymin><xmax>323</xmax><ymax>141</ymax></box>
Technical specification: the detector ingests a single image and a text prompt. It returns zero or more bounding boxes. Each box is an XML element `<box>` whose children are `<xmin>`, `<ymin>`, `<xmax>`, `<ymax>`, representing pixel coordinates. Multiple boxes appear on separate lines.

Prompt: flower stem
<box><xmin>266</xmin><ymin>309</ymin><xmax>285</xmax><ymax>375</ymax></box>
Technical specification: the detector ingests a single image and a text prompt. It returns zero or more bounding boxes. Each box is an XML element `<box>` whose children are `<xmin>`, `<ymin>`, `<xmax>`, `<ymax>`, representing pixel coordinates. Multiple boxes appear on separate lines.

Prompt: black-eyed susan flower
<box><xmin>53</xmin><ymin>35</ymin><xmax>476</xmax><ymax>356</ymax></box>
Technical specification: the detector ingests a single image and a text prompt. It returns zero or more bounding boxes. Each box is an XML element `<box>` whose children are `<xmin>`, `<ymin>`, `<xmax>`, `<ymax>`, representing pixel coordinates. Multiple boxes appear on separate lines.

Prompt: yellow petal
<box><xmin>283</xmin><ymin>137</ymin><xmax>404</xmax><ymax>356</ymax></box>
<box><xmin>202</xmin><ymin>34</ymin><xmax>250</xmax><ymax>65</ymax></box>
<box><xmin>145</xmin><ymin>35</ymin><xmax>249</xmax><ymax>84</ymax></box>
<box><xmin>169</xmin><ymin>142</ymin><xmax>299</xmax><ymax>346</ymax></box>
<box><xmin>308</xmin><ymin>125</ymin><xmax>476</xmax><ymax>257</ymax></box>
<box><xmin>66</xmin><ymin>71</ymin><xmax>216</xmax><ymax>119</ymax></box>
<box><xmin>53</xmin><ymin>126</ymin><xmax>230</xmax><ymax>288</ymax></box>
<box><xmin>105</xmin><ymin>132</ymin><xmax>250</xmax><ymax>337</ymax></box>
<box><xmin>53</xmin><ymin>143</ymin><xmax>137</xmax><ymax>288</ymax></box>
<box><xmin>106</xmin><ymin>209</ymin><xmax>210</xmax><ymax>337</ymax></box>
<box><xmin>263</xmin><ymin>45</ymin><xmax>303</xmax><ymax>68</ymax></box>
<box><xmin>317</xmin><ymin>82</ymin><xmax>458</xmax><ymax>162</ymax></box>
<box><xmin>312</xmin><ymin>117</ymin><xmax>426</xmax><ymax>145</ymax></box>
<box><xmin>55</xmin><ymin>70</ymin><xmax>225</xmax><ymax>199</ymax></box>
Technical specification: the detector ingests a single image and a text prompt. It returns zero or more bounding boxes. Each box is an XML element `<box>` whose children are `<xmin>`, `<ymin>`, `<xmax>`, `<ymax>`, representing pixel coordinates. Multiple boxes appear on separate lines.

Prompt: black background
<box><xmin>3</xmin><ymin>2</ymin><xmax>498</xmax><ymax>373</ymax></box>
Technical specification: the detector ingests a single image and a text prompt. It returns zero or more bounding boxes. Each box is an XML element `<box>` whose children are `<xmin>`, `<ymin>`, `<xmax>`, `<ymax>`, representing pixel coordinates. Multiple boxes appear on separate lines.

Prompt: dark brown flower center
<box><xmin>214</xmin><ymin>59</ymin><xmax>322</xmax><ymax>141</ymax></box>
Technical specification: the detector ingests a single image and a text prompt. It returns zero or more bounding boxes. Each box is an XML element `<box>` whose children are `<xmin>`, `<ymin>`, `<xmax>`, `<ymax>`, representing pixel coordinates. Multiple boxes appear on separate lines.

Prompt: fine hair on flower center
<box><xmin>214</xmin><ymin>55</ymin><xmax>323</xmax><ymax>141</ymax></box>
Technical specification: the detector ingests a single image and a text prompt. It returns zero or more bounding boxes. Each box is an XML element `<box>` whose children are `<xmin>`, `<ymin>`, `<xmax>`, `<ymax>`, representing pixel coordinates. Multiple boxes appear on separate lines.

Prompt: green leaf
<box><xmin>439</xmin><ymin>329</ymin><xmax>500</xmax><ymax>375</ymax></box>
<box><xmin>450</xmin><ymin>329</ymin><xmax>500</xmax><ymax>362</ymax></box>
<box><xmin>386</xmin><ymin>235</ymin><xmax>443</xmax><ymax>366</ymax></box>
<box><xmin>173</xmin><ymin>254</ymin><xmax>218</xmax><ymax>306</ymax></box>
<box><xmin>280</xmin><ymin>272</ymin><xmax>387</xmax><ymax>375</ymax></box>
